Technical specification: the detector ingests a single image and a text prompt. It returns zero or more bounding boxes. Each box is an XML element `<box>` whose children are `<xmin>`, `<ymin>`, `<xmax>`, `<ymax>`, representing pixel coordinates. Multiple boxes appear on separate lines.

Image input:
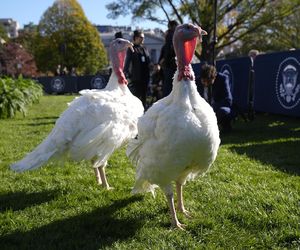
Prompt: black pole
<box><xmin>248</xmin><ymin>56</ymin><xmax>255</xmax><ymax>121</ymax></box>
<box><xmin>208</xmin><ymin>0</ymin><xmax>218</xmax><ymax>105</ymax></box>
<box><xmin>212</xmin><ymin>0</ymin><xmax>218</xmax><ymax>67</ymax></box>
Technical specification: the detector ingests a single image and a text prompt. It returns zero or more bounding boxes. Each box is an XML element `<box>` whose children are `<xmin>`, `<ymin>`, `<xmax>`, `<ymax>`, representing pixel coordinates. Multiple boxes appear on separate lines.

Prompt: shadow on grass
<box><xmin>0</xmin><ymin>196</ymin><xmax>144</xmax><ymax>249</ymax></box>
<box><xmin>224</xmin><ymin>212</ymin><xmax>300</xmax><ymax>248</ymax></box>
<box><xmin>220</xmin><ymin>114</ymin><xmax>300</xmax><ymax>175</ymax></box>
<box><xmin>31</xmin><ymin>116</ymin><xmax>59</xmax><ymax>120</ymax></box>
<box><xmin>0</xmin><ymin>190</ymin><xmax>59</xmax><ymax>212</ymax></box>
<box><xmin>7</xmin><ymin>116</ymin><xmax>56</xmax><ymax>122</ymax></box>
<box><xmin>21</xmin><ymin>116</ymin><xmax>59</xmax><ymax>126</ymax></box>
<box><xmin>26</xmin><ymin>121</ymin><xmax>56</xmax><ymax>126</ymax></box>
<box><xmin>230</xmin><ymin>140</ymin><xmax>300</xmax><ymax>175</ymax></box>
<box><xmin>221</xmin><ymin>114</ymin><xmax>300</xmax><ymax>145</ymax></box>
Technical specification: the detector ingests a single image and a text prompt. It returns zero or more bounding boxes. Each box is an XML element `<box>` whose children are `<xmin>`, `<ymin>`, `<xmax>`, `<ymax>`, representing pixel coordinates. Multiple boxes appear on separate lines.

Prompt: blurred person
<box><xmin>70</xmin><ymin>67</ymin><xmax>77</xmax><ymax>76</ymax></box>
<box><xmin>114</xmin><ymin>31</ymin><xmax>123</xmax><ymax>39</ymax></box>
<box><xmin>124</xmin><ymin>30</ymin><xmax>151</xmax><ymax>108</ymax></box>
<box><xmin>62</xmin><ymin>66</ymin><xmax>68</xmax><ymax>75</ymax></box>
<box><xmin>149</xmin><ymin>63</ymin><xmax>163</xmax><ymax>103</ymax></box>
<box><xmin>159</xmin><ymin>20</ymin><xmax>178</xmax><ymax>97</ymax></box>
<box><xmin>55</xmin><ymin>64</ymin><xmax>62</xmax><ymax>76</ymax></box>
<box><xmin>248</xmin><ymin>49</ymin><xmax>259</xmax><ymax>67</ymax></box>
<box><xmin>196</xmin><ymin>63</ymin><xmax>236</xmax><ymax>133</ymax></box>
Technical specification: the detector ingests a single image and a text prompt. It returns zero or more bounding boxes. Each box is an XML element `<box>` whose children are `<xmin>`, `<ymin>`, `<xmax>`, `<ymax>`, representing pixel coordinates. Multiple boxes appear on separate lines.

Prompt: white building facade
<box><xmin>96</xmin><ymin>25</ymin><xmax>165</xmax><ymax>64</ymax></box>
<box><xmin>0</xmin><ymin>18</ymin><xmax>19</xmax><ymax>38</ymax></box>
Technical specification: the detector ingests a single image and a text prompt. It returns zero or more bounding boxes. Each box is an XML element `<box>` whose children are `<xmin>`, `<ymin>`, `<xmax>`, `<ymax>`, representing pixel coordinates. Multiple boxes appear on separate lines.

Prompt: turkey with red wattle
<box><xmin>11</xmin><ymin>38</ymin><xmax>144</xmax><ymax>189</ymax></box>
<box><xmin>127</xmin><ymin>23</ymin><xmax>220</xmax><ymax>229</ymax></box>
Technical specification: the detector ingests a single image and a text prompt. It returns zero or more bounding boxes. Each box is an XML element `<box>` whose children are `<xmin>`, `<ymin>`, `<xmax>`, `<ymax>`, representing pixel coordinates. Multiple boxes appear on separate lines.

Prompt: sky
<box><xmin>0</xmin><ymin>0</ymin><xmax>166</xmax><ymax>30</ymax></box>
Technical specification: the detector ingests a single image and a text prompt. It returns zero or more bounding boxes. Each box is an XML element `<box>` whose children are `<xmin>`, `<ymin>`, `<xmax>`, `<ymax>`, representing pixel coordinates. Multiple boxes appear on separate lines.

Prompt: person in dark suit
<box><xmin>196</xmin><ymin>63</ymin><xmax>236</xmax><ymax>133</ymax></box>
<box><xmin>114</xmin><ymin>31</ymin><xmax>123</xmax><ymax>39</ymax></box>
<box><xmin>124</xmin><ymin>30</ymin><xmax>151</xmax><ymax>108</ymax></box>
<box><xmin>159</xmin><ymin>20</ymin><xmax>178</xmax><ymax>97</ymax></box>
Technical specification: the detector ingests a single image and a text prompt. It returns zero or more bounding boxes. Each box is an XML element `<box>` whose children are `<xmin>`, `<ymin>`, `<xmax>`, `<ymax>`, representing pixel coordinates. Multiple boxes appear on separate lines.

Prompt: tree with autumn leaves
<box><xmin>1</xmin><ymin>0</ymin><xmax>108</xmax><ymax>77</ymax></box>
<box><xmin>1</xmin><ymin>24</ymin><xmax>33</xmax><ymax>77</ymax></box>
<box><xmin>0</xmin><ymin>42</ymin><xmax>38</xmax><ymax>77</ymax></box>
<box><xmin>35</xmin><ymin>0</ymin><xmax>108</xmax><ymax>75</ymax></box>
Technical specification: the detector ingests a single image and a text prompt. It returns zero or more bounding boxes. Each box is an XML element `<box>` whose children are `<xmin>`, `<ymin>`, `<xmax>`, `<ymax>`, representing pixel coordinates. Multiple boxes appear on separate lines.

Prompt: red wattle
<box><xmin>117</xmin><ymin>70</ymin><xmax>128</xmax><ymax>84</ymax></box>
<box><xmin>183</xmin><ymin>37</ymin><xmax>197</xmax><ymax>65</ymax></box>
<box><xmin>119</xmin><ymin>52</ymin><xmax>125</xmax><ymax>70</ymax></box>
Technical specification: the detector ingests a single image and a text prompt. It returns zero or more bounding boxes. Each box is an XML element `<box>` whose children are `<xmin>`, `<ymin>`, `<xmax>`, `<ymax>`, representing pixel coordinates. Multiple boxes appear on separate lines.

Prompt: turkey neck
<box><xmin>105</xmin><ymin>72</ymin><xmax>126</xmax><ymax>91</ymax></box>
<box><xmin>109</xmin><ymin>43</ymin><xmax>128</xmax><ymax>85</ymax></box>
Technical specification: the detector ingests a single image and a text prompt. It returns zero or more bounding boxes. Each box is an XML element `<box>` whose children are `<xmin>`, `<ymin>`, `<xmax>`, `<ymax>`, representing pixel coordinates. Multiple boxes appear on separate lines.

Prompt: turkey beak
<box><xmin>198</xmin><ymin>28</ymin><xmax>207</xmax><ymax>43</ymax></box>
<box><xmin>200</xmin><ymin>29</ymin><xmax>208</xmax><ymax>36</ymax></box>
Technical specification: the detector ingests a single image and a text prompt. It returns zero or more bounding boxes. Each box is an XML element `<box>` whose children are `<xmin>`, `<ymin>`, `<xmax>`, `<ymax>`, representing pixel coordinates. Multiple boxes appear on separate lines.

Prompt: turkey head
<box><xmin>173</xmin><ymin>23</ymin><xmax>207</xmax><ymax>81</ymax></box>
<box><xmin>109</xmin><ymin>38</ymin><xmax>133</xmax><ymax>84</ymax></box>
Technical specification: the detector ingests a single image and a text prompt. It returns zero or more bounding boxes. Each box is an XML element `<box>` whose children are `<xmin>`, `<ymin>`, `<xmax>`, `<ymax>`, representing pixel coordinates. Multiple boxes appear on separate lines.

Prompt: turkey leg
<box><xmin>164</xmin><ymin>185</ymin><xmax>185</xmax><ymax>230</ymax></box>
<box><xmin>99</xmin><ymin>166</ymin><xmax>113</xmax><ymax>190</ymax></box>
<box><xmin>176</xmin><ymin>182</ymin><xmax>192</xmax><ymax>218</ymax></box>
<box><xmin>93</xmin><ymin>167</ymin><xmax>102</xmax><ymax>185</ymax></box>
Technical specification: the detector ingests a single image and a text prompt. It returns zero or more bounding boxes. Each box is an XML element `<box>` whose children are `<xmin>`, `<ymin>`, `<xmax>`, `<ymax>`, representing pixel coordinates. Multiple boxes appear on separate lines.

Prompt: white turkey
<box><xmin>127</xmin><ymin>24</ymin><xmax>220</xmax><ymax>229</ymax></box>
<box><xmin>11</xmin><ymin>38</ymin><xmax>144</xmax><ymax>189</ymax></box>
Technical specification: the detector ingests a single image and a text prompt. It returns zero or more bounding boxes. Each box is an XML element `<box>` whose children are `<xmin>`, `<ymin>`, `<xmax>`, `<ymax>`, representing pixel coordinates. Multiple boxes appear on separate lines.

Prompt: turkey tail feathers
<box><xmin>10</xmin><ymin>136</ymin><xmax>59</xmax><ymax>172</ymax></box>
<box><xmin>132</xmin><ymin>178</ymin><xmax>158</xmax><ymax>197</ymax></box>
<box><xmin>126</xmin><ymin>136</ymin><xmax>141</xmax><ymax>166</ymax></box>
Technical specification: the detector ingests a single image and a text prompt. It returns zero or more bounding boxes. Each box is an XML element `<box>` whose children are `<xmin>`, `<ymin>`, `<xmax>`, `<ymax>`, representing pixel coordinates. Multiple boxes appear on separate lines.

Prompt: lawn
<box><xmin>0</xmin><ymin>95</ymin><xmax>299</xmax><ymax>249</ymax></box>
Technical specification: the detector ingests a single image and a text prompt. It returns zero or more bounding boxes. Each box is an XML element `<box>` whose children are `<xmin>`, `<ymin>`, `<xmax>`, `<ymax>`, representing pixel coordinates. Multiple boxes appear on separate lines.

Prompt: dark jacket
<box><xmin>196</xmin><ymin>73</ymin><xmax>233</xmax><ymax>110</ymax></box>
<box><xmin>124</xmin><ymin>44</ymin><xmax>150</xmax><ymax>84</ymax></box>
<box><xmin>161</xmin><ymin>30</ymin><xmax>177</xmax><ymax>71</ymax></box>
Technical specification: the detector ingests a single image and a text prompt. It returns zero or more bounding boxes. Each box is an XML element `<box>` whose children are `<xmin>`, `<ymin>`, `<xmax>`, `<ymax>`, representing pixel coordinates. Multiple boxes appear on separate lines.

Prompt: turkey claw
<box><xmin>178</xmin><ymin>208</ymin><xmax>193</xmax><ymax>219</ymax></box>
<box><xmin>183</xmin><ymin>210</ymin><xmax>192</xmax><ymax>219</ymax></box>
<box><xmin>103</xmin><ymin>186</ymin><xmax>114</xmax><ymax>190</ymax></box>
<box><xmin>171</xmin><ymin>222</ymin><xmax>186</xmax><ymax>230</ymax></box>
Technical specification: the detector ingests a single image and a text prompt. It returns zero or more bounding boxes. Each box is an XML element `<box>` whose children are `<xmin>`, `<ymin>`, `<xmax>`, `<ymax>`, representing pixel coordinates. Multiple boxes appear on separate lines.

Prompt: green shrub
<box><xmin>0</xmin><ymin>76</ymin><xmax>43</xmax><ymax>118</ymax></box>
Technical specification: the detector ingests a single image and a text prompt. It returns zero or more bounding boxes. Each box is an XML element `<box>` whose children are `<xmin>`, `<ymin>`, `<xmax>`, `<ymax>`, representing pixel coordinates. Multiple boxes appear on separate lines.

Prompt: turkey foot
<box><xmin>171</xmin><ymin>221</ymin><xmax>186</xmax><ymax>230</ymax></box>
<box><xmin>94</xmin><ymin>168</ymin><xmax>102</xmax><ymax>185</ymax></box>
<box><xmin>178</xmin><ymin>207</ymin><xmax>193</xmax><ymax>219</ymax></box>
<box><xmin>99</xmin><ymin>167</ymin><xmax>114</xmax><ymax>190</ymax></box>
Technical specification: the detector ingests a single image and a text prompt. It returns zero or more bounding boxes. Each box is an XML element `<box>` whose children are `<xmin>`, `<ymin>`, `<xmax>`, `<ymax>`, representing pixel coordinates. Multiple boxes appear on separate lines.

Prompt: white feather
<box><xmin>11</xmin><ymin>73</ymin><xmax>144</xmax><ymax>172</ymax></box>
<box><xmin>127</xmin><ymin>69</ymin><xmax>220</xmax><ymax>194</ymax></box>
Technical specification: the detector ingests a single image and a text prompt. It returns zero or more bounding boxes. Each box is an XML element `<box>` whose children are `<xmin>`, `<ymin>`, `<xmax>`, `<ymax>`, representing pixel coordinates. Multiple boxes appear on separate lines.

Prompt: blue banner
<box><xmin>193</xmin><ymin>50</ymin><xmax>300</xmax><ymax>117</ymax></box>
<box><xmin>37</xmin><ymin>74</ymin><xmax>109</xmax><ymax>94</ymax></box>
<box><xmin>254</xmin><ymin>50</ymin><xmax>300</xmax><ymax>117</ymax></box>
<box><xmin>36</xmin><ymin>50</ymin><xmax>300</xmax><ymax>117</ymax></box>
<box><xmin>216</xmin><ymin>57</ymin><xmax>251</xmax><ymax>111</ymax></box>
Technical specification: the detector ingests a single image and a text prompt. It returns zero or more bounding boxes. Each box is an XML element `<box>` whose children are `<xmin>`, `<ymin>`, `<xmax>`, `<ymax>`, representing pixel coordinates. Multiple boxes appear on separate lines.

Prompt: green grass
<box><xmin>0</xmin><ymin>95</ymin><xmax>299</xmax><ymax>249</ymax></box>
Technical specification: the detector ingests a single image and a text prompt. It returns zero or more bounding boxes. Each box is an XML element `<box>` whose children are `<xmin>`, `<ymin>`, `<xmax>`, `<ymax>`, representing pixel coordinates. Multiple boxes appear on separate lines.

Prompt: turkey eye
<box><xmin>117</xmin><ymin>41</ymin><xmax>121</xmax><ymax>44</ymax></box>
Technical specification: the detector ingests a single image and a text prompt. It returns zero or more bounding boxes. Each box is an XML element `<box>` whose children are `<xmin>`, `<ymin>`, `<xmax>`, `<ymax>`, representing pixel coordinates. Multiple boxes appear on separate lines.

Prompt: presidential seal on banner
<box><xmin>275</xmin><ymin>57</ymin><xmax>300</xmax><ymax>109</ymax></box>
<box><xmin>220</xmin><ymin>64</ymin><xmax>234</xmax><ymax>93</ymax></box>
<box><xmin>91</xmin><ymin>75</ymin><xmax>107</xmax><ymax>89</ymax></box>
<box><xmin>51</xmin><ymin>77</ymin><xmax>65</xmax><ymax>93</ymax></box>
